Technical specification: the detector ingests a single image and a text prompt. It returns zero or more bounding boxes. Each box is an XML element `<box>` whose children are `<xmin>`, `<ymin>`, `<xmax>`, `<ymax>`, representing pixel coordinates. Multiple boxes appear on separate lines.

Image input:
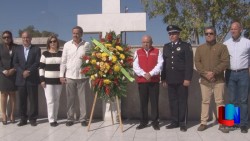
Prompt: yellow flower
<box><xmin>105</xmin><ymin>63</ymin><xmax>110</xmax><ymax>70</ymax></box>
<box><xmin>101</xmin><ymin>52</ymin><xmax>108</xmax><ymax>57</ymax></box>
<box><xmin>99</xmin><ymin>71</ymin><xmax>104</xmax><ymax>76</ymax></box>
<box><xmin>112</xmin><ymin>56</ymin><xmax>117</xmax><ymax>63</ymax></box>
<box><xmin>100</xmin><ymin>62</ymin><xmax>104</xmax><ymax>66</ymax></box>
<box><xmin>113</xmin><ymin>65</ymin><xmax>120</xmax><ymax>72</ymax></box>
<box><xmin>119</xmin><ymin>54</ymin><xmax>125</xmax><ymax>60</ymax></box>
<box><xmin>91</xmin><ymin>59</ymin><xmax>96</xmax><ymax>64</ymax></box>
<box><xmin>108</xmin><ymin>46</ymin><xmax>115</xmax><ymax>51</ymax></box>
<box><xmin>90</xmin><ymin>75</ymin><xmax>95</xmax><ymax>80</ymax></box>
<box><xmin>103</xmin><ymin>79</ymin><xmax>111</xmax><ymax>85</ymax></box>
<box><xmin>101</xmin><ymin>56</ymin><xmax>107</xmax><ymax>61</ymax></box>
<box><xmin>100</xmin><ymin>62</ymin><xmax>105</xmax><ymax>71</ymax></box>
<box><xmin>116</xmin><ymin>46</ymin><xmax>123</xmax><ymax>51</ymax></box>
<box><xmin>105</xmin><ymin>44</ymin><xmax>112</xmax><ymax>47</ymax></box>
<box><xmin>96</xmin><ymin>53</ymin><xmax>102</xmax><ymax>58</ymax></box>
<box><xmin>91</xmin><ymin>52</ymin><xmax>96</xmax><ymax>56</ymax></box>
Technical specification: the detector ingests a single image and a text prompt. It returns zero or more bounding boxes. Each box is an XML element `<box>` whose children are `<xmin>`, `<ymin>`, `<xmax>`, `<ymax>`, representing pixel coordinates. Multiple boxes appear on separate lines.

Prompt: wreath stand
<box><xmin>87</xmin><ymin>92</ymin><xmax>123</xmax><ymax>132</ymax></box>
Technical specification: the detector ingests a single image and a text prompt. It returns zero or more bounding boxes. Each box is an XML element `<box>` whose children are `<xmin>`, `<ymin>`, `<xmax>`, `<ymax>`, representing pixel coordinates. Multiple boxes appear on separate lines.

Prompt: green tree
<box><xmin>141</xmin><ymin>0</ymin><xmax>250</xmax><ymax>43</ymax></box>
<box><xmin>244</xmin><ymin>30</ymin><xmax>250</xmax><ymax>39</ymax></box>
<box><xmin>244</xmin><ymin>17</ymin><xmax>250</xmax><ymax>39</ymax></box>
<box><xmin>18</xmin><ymin>25</ymin><xmax>58</xmax><ymax>37</ymax></box>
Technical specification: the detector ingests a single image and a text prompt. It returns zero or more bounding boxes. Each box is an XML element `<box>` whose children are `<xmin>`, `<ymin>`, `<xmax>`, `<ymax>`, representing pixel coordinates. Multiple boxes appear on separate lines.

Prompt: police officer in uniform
<box><xmin>161</xmin><ymin>25</ymin><xmax>193</xmax><ymax>132</ymax></box>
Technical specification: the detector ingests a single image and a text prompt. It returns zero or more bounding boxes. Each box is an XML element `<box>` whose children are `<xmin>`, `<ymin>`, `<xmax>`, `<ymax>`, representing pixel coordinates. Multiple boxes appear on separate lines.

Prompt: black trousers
<box><xmin>138</xmin><ymin>82</ymin><xmax>159</xmax><ymax>124</ymax></box>
<box><xmin>168</xmin><ymin>83</ymin><xmax>188</xmax><ymax>126</ymax></box>
<box><xmin>18</xmin><ymin>86</ymin><xmax>38</xmax><ymax>122</ymax></box>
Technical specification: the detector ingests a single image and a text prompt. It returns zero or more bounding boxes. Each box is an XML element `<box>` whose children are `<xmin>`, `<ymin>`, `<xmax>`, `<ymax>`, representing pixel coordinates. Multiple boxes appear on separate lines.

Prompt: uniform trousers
<box><xmin>200</xmin><ymin>83</ymin><xmax>225</xmax><ymax>125</ymax></box>
<box><xmin>138</xmin><ymin>82</ymin><xmax>159</xmax><ymax>125</ymax></box>
<box><xmin>168</xmin><ymin>83</ymin><xmax>188</xmax><ymax>126</ymax></box>
<box><xmin>66</xmin><ymin>78</ymin><xmax>89</xmax><ymax>122</ymax></box>
<box><xmin>18</xmin><ymin>86</ymin><xmax>38</xmax><ymax>122</ymax></box>
<box><xmin>44</xmin><ymin>84</ymin><xmax>62</xmax><ymax>123</ymax></box>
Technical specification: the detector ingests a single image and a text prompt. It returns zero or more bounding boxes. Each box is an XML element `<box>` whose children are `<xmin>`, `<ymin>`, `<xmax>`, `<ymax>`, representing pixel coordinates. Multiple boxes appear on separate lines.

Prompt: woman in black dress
<box><xmin>0</xmin><ymin>31</ymin><xmax>17</xmax><ymax>125</ymax></box>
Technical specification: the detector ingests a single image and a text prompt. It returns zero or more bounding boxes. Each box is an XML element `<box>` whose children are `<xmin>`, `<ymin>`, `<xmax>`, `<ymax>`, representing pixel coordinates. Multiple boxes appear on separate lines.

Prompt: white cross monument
<box><xmin>77</xmin><ymin>0</ymin><xmax>146</xmax><ymax>121</ymax></box>
<box><xmin>77</xmin><ymin>0</ymin><xmax>146</xmax><ymax>37</ymax></box>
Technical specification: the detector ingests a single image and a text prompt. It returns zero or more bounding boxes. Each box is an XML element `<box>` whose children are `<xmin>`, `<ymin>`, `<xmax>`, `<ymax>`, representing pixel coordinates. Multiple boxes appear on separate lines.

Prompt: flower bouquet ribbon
<box><xmin>92</xmin><ymin>39</ymin><xmax>135</xmax><ymax>82</ymax></box>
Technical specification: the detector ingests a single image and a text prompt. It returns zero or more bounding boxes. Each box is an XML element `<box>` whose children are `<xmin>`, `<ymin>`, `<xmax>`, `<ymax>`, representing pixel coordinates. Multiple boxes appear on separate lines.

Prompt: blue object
<box><xmin>225</xmin><ymin>104</ymin><xmax>234</xmax><ymax>120</ymax></box>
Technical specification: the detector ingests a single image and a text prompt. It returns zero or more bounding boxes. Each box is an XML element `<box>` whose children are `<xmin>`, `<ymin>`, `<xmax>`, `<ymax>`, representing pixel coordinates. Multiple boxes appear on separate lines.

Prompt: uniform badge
<box><xmin>176</xmin><ymin>47</ymin><xmax>181</xmax><ymax>51</ymax></box>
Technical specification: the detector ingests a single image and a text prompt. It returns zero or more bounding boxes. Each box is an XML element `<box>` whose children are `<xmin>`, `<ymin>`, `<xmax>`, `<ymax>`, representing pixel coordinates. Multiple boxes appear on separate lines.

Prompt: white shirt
<box><xmin>224</xmin><ymin>37</ymin><xmax>250</xmax><ymax>70</ymax></box>
<box><xmin>23</xmin><ymin>45</ymin><xmax>31</xmax><ymax>61</ymax></box>
<box><xmin>133</xmin><ymin>48</ymin><xmax>163</xmax><ymax>76</ymax></box>
<box><xmin>60</xmin><ymin>40</ymin><xmax>90</xmax><ymax>79</ymax></box>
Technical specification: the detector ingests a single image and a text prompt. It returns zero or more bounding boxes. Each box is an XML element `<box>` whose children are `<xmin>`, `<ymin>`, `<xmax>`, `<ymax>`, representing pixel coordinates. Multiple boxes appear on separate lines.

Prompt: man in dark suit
<box><xmin>13</xmin><ymin>31</ymin><xmax>41</xmax><ymax>126</ymax></box>
<box><xmin>161</xmin><ymin>25</ymin><xmax>193</xmax><ymax>132</ymax></box>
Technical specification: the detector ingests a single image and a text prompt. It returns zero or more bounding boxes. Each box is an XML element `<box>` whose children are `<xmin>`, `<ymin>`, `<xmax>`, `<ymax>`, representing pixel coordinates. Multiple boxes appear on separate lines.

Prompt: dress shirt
<box><xmin>60</xmin><ymin>40</ymin><xmax>90</xmax><ymax>79</ymax></box>
<box><xmin>224</xmin><ymin>37</ymin><xmax>250</xmax><ymax>70</ymax></box>
<box><xmin>23</xmin><ymin>45</ymin><xmax>31</xmax><ymax>61</ymax></box>
<box><xmin>133</xmin><ymin>48</ymin><xmax>163</xmax><ymax>76</ymax></box>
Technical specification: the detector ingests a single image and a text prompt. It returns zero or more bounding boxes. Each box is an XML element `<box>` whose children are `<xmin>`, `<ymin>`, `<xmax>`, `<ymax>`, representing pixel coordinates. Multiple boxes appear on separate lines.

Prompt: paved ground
<box><xmin>0</xmin><ymin>119</ymin><xmax>249</xmax><ymax>141</ymax></box>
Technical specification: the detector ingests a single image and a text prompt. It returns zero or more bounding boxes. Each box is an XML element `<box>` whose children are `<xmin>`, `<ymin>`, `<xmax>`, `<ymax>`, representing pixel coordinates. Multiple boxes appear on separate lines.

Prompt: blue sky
<box><xmin>0</xmin><ymin>0</ymin><xmax>167</xmax><ymax>45</ymax></box>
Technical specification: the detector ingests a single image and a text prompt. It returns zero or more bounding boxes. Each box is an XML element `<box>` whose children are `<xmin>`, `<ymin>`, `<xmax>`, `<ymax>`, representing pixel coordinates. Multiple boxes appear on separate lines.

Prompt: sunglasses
<box><xmin>50</xmin><ymin>40</ymin><xmax>57</xmax><ymax>43</ymax></box>
<box><xmin>205</xmin><ymin>32</ymin><xmax>214</xmax><ymax>36</ymax></box>
<box><xmin>2</xmin><ymin>36</ymin><xmax>10</xmax><ymax>39</ymax></box>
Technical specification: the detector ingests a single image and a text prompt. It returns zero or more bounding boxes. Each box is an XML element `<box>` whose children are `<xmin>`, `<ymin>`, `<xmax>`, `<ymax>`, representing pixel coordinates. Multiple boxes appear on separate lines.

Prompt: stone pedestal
<box><xmin>102</xmin><ymin>99</ymin><xmax>121</xmax><ymax>122</ymax></box>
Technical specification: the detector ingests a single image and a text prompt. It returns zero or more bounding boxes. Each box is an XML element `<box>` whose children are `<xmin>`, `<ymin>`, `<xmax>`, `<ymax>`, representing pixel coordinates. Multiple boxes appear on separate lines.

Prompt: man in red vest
<box><xmin>133</xmin><ymin>35</ymin><xmax>163</xmax><ymax>130</ymax></box>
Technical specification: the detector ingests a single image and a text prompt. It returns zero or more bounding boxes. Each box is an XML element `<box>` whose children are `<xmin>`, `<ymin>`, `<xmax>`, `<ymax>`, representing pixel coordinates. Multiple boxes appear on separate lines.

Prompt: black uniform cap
<box><xmin>166</xmin><ymin>25</ymin><xmax>182</xmax><ymax>33</ymax></box>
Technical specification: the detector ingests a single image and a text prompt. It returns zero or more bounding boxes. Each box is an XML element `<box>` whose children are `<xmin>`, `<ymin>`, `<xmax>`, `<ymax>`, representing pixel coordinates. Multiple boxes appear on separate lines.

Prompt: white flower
<box><xmin>86</xmin><ymin>60</ymin><xmax>89</xmax><ymax>63</ymax></box>
<box><xmin>109</xmin><ymin>56</ymin><xmax>112</xmax><ymax>61</ymax></box>
<box><xmin>122</xmin><ymin>76</ymin><xmax>125</xmax><ymax>80</ymax></box>
<box><xmin>120</xmin><ymin>60</ymin><xmax>123</xmax><ymax>63</ymax></box>
<box><xmin>100</xmin><ymin>50</ymin><xmax>103</xmax><ymax>52</ymax></box>
<box><xmin>96</xmin><ymin>62</ymin><xmax>100</xmax><ymax>65</ymax></box>
<box><xmin>103</xmin><ymin>74</ymin><xmax>106</xmax><ymax>77</ymax></box>
<box><xmin>95</xmin><ymin>73</ymin><xmax>98</xmax><ymax>77</ymax></box>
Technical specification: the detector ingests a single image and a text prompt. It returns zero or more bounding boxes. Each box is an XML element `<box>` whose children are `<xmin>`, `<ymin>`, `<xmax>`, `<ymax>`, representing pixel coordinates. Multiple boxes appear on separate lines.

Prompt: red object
<box><xmin>105</xmin><ymin>86</ymin><xmax>110</xmax><ymax>95</ymax></box>
<box><xmin>218</xmin><ymin>106</ymin><xmax>234</xmax><ymax>126</ymax></box>
<box><xmin>82</xmin><ymin>55</ymin><xmax>90</xmax><ymax>61</ymax></box>
<box><xmin>81</xmin><ymin>66</ymin><xmax>90</xmax><ymax>74</ymax></box>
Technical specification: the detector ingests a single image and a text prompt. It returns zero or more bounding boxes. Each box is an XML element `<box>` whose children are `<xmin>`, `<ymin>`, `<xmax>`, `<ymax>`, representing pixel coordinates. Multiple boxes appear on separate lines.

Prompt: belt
<box><xmin>227</xmin><ymin>68</ymin><xmax>248</xmax><ymax>72</ymax></box>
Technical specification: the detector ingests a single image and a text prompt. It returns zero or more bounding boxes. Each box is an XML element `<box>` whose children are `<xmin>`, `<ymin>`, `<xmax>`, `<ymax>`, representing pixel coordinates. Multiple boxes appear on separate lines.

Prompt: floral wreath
<box><xmin>81</xmin><ymin>31</ymin><xmax>134</xmax><ymax>100</ymax></box>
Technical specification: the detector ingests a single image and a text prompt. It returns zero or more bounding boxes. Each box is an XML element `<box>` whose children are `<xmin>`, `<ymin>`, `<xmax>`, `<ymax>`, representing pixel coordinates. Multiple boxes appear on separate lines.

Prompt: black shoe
<box><xmin>17</xmin><ymin>121</ymin><xmax>27</xmax><ymax>126</ymax></box>
<box><xmin>180</xmin><ymin>126</ymin><xmax>187</xmax><ymax>132</ymax></box>
<box><xmin>50</xmin><ymin>122</ymin><xmax>58</xmax><ymax>127</ymax></box>
<box><xmin>10</xmin><ymin>119</ymin><xmax>16</xmax><ymax>124</ymax></box>
<box><xmin>136</xmin><ymin>123</ymin><xmax>147</xmax><ymax>130</ymax></box>
<box><xmin>166</xmin><ymin>123</ymin><xmax>179</xmax><ymax>129</ymax></box>
<box><xmin>81</xmin><ymin>121</ymin><xmax>88</xmax><ymax>126</ymax></box>
<box><xmin>66</xmin><ymin>121</ymin><xmax>74</xmax><ymax>126</ymax></box>
<box><xmin>30</xmin><ymin>121</ymin><xmax>37</xmax><ymax>126</ymax></box>
<box><xmin>197</xmin><ymin>124</ymin><xmax>207</xmax><ymax>131</ymax></box>
<box><xmin>240</xmin><ymin>126</ymin><xmax>248</xmax><ymax>133</ymax></box>
<box><xmin>218</xmin><ymin>125</ymin><xmax>229</xmax><ymax>133</ymax></box>
<box><xmin>2</xmin><ymin>121</ymin><xmax>7</xmax><ymax>125</ymax></box>
<box><xmin>152</xmin><ymin>123</ymin><xmax>160</xmax><ymax>130</ymax></box>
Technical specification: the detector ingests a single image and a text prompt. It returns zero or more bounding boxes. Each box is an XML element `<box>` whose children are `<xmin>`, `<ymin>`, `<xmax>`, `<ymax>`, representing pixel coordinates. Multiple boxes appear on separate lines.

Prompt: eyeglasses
<box><xmin>2</xmin><ymin>36</ymin><xmax>10</xmax><ymax>39</ymax></box>
<box><xmin>205</xmin><ymin>32</ymin><xmax>214</xmax><ymax>36</ymax></box>
<box><xmin>50</xmin><ymin>40</ymin><xmax>57</xmax><ymax>43</ymax></box>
